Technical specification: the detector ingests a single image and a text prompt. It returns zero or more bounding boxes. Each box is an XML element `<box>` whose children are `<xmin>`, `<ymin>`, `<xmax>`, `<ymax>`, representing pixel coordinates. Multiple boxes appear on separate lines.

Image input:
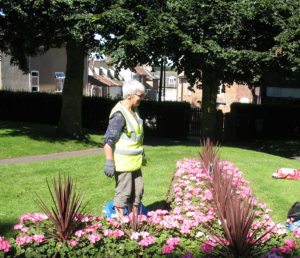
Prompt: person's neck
<box><xmin>121</xmin><ymin>99</ymin><xmax>134</xmax><ymax>112</ymax></box>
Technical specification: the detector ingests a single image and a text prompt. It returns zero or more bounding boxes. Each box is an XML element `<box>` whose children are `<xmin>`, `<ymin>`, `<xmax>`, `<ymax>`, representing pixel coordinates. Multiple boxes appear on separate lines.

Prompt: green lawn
<box><xmin>0</xmin><ymin>121</ymin><xmax>104</xmax><ymax>159</ymax></box>
<box><xmin>0</xmin><ymin>121</ymin><xmax>300</xmax><ymax>239</ymax></box>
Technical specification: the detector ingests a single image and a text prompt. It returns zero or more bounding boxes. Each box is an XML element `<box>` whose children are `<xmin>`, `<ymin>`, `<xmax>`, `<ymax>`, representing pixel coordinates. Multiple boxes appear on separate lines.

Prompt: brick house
<box><xmin>177</xmin><ymin>72</ymin><xmax>253</xmax><ymax>112</ymax></box>
<box><xmin>88</xmin><ymin>58</ymin><xmax>123</xmax><ymax>98</ymax></box>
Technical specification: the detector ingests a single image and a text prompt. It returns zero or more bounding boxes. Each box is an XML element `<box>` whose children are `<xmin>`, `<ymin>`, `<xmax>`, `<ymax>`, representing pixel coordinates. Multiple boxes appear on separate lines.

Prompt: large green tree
<box><xmin>0</xmin><ymin>0</ymin><xmax>110</xmax><ymax>138</ymax></box>
<box><xmin>100</xmin><ymin>0</ymin><xmax>299</xmax><ymax>139</ymax></box>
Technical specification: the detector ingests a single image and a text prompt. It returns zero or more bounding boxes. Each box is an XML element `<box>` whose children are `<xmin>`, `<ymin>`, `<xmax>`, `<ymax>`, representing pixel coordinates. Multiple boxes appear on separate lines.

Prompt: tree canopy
<box><xmin>100</xmin><ymin>0</ymin><xmax>300</xmax><ymax>138</ymax></box>
<box><xmin>0</xmin><ymin>0</ymin><xmax>299</xmax><ymax>139</ymax></box>
<box><xmin>0</xmin><ymin>0</ymin><xmax>111</xmax><ymax>137</ymax></box>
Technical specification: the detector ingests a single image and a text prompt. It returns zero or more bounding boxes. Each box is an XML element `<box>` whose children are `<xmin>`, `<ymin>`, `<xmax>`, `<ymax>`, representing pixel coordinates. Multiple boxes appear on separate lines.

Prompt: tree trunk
<box><xmin>201</xmin><ymin>69</ymin><xmax>220</xmax><ymax>140</ymax></box>
<box><xmin>58</xmin><ymin>41</ymin><xmax>85</xmax><ymax>138</ymax></box>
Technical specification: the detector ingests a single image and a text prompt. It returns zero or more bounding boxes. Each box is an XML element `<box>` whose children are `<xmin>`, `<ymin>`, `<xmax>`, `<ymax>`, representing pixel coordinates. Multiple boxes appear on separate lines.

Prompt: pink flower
<box><xmin>13</xmin><ymin>224</ymin><xmax>23</xmax><ymax>230</ymax></box>
<box><xmin>166</xmin><ymin>237</ymin><xmax>180</xmax><ymax>246</ymax></box>
<box><xmin>0</xmin><ymin>239</ymin><xmax>10</xmax><ymax>252</ymax></box>
<box><xmin>103</xmin><ymin>229</ymin><xmax>113</xmax><ymax>237</ymax></box>
<box><xmin>85</xmin><ymin>226</ymin><xmax>96</xmax><ymax>233</ymax></box>
<box><xmin>94</xmin><ymin>216</ymin><xmax>104</xmax><ymax>221</ymax></box>
<box><xmin>140</xmin><ymin>231</ymin><xmax>150</xmax><ymax>238</ymax></box>
<box><xmin>16</xmin><ymin>236</ymin><xmax>25</xmax><ymax>245</ymax></box>
<box><xmin>258</xmin><ymin>202</ymin><xmax>267</xmax><ymax>209</ymax></box>
<box><xmin>284</xmin><ymin>238</ymin><xmax>298</xmax><ymax>248</ymax></box>
<box><xmin>138</xmin><ymin>236</ymin><xmax>156</xmax><ymax>247</ymax></box>
<box><xmin>200</xmin><ymin>240</ymin><xmax>216</xmax><ymax>253</ymax></box>
<box><xmin>120</xmin><ymin>216</ymin><xmax>130</xmax><ymax>224</ymax></box>
<box><xmin>75</xmin><ymin>230</ymin><xmax>86</xmax><ymax>238</ymax></box>
<box><xmin>105</xmin><ymin>218</ymin><xmax>120</xmax><ymax>228</ymax></box>
<box><xmin>278</xmin><ymin>245</ymin><xmax>292</xmax><ymax>254</ymax></box>
<box><xmin>112</xmin><ymin>229</ymin><xmax>124</xmax><ymax>238</ymax></box>
<box><xmin>20</xmin><ymin>227</ymin><xmax>28</xmax><ymax>233</ymax></box>
<box><xmin>69</xmin><ymin>239</ymin><xmax>78</xmax><ymax>246</ymax></box>
<box><xmin>93</xmin><ymin>223</ymin><xmax>103</xmax><ymax>229</ymax></box>
<box><xmin>16</xmin><ymin>235</ymin><xmax>32</xmax><ymax>245</ymax></box>
<box><xmin>88</xmin><ymin>233</ymin><xmax>101</xmax><ymax>244</ymax></box>
<box><xmin>162</xmin><ymin>245</ymin><xmax>175</xmax><ymax>254</ymax></box>
<box><xmin>130</xmin><ymin>232</ymin><xmax>140</xmax><ymax>240</ymax></box>
<box><xmin>32</xmin><ymin>234</ymin><xmax>44</xmax><ymax>243</ymax></box>
<box><xmin>292</xmin><ymin>228</ymin><xmax>300</xmax><ymax>238</ymax></box>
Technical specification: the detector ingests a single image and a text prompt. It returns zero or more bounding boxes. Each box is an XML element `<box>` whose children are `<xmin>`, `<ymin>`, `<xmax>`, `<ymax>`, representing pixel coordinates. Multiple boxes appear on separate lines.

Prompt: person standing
<box><xmin>103</xmin><ymin>79</ymin><xmax>147</xmax><ymax>218</ymax></box>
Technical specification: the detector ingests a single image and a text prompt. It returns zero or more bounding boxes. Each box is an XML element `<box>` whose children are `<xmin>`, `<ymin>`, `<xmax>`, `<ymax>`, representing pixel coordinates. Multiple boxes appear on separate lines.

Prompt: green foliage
<box><xmin>100</xmin><ymin>0</ymin><xmax>299</xmax><ymax>139</ymax></box>
<box><xmin>0</xmin><ymin>0</ymin><xmax>107</xmax><ymax>72</ymax></box>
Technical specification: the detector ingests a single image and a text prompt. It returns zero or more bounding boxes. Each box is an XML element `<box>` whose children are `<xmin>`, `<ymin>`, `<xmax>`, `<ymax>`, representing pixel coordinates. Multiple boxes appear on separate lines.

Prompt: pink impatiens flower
<box><xmin>16</xmin><ymin>235</ymin><xmax>32</xmax><ymax>245</ymax></box>
<box><xmin>69</xmin><ymin>239</ymin><xmax>78</xmax><ymax>246</ymax></box>
<box><xmin>162</xmin><ymin>245</ymin><xmax>175</xmax><ymax>254</ymax></box>
<box><xmin>0</xmin><ymin>236</ymin><xmax>10</xmax><ymax>253</ymax></box>
<box><xmin>75</xmin><ymin>230</ymin><xmax>86</xmax><ymax>238</ymax></box>
<box><xmin>284</xmin><ymin>238</ymin><xmax>298</xmax><ymax>248</ymax></box>
<box><xmin>32</xmin><ymin>234</ymin><xmax>44</xmax><ymax>243</ymax></box>
<box><xmin>200</xmin><ymin>240</ymin><xmax>216</xmax><ymax>253</ymax></box>
<box><xmin>13</xmin><ymin>224</ymin><xmax>23</xmax><ymax>230</ymax></box>
<box><xmin>88</xmin><ymin>233</ymin><xmax>101</xmax><ymax>244</ymax></box>
<box><xmin>138</xmin><ymin>236</ymin><xmax>156</xmax><ymax>247</ymax></box>
<box><xmin>166</xmin><ymin>237</ymin><xmax>180</xmax><ymax>246</ymax></box>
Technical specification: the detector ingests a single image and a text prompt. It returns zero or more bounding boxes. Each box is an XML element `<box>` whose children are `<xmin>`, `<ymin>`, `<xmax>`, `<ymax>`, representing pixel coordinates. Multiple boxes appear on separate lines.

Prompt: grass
<box><xmin>0</xmin><ymin>121</ymin><xmax>104</xmax><ymax>159</ymax></box>
<box><xmin>0</xmin><ymin>121</ymin><xmax>300</xmax><ymax>239</ymax></box>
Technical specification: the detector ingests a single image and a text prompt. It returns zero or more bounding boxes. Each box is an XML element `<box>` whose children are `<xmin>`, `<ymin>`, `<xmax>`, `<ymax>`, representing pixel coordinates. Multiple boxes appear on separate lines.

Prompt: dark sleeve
<box><xmin>103</xmin><ymin>112</ymin><xmax>126</xmax><ymax>148</ymax></box>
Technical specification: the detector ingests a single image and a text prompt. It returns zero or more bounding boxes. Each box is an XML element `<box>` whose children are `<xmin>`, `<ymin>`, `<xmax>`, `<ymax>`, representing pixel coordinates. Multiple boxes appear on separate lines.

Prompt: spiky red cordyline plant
<box><xmin>198</xmin><ymin>138</ymin><xmax>220</xmax><ymax>174</ymax></box>
<box><xmin>35</xmin><ymin>173</ymin><xmax>88</xmax><ymax>242</ymax></box>
<box><xmin>122</xmin><ymin>206</ymin><xmax>145</xmax><ymax>237</ymax></box>
<box><xmin>199</xmin><ymin>139</ymin><xmax>276</xmax><ymax>257</ymax></box>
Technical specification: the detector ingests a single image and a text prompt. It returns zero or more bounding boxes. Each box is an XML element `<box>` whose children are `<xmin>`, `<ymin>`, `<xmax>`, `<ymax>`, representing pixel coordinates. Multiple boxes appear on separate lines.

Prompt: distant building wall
<box><xmin>1</xmin><ymin>48</ymin><xmax>88</xmax><ymax>94</ymax></box>
<box><xmin>1</xmin><ymin>53</ymin><xmax>29</xmax><ymax>91</ymax></box>
<box><xmin>30</xmin><ymin>47</ymin><xmax>67</xmax><ymax>92</ymax></box>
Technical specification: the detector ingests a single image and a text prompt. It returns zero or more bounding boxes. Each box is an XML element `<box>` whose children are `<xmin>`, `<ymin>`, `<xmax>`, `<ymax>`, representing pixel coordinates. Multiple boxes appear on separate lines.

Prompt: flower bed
<box><xmin>1</xmin><ymin>158</ymin><xmax>300</xmax><ymax>257</ymax></box>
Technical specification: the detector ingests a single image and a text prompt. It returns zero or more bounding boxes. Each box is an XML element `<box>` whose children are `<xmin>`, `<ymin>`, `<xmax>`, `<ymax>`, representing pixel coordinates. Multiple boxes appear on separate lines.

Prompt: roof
<box><xmin>88</xmin><ymin>75</ymin><xmax>107</xmax><ymax>87</ymax></box>
<box><xmin>94</xmin><ymin>75</ymin><xmax>122</xmax><ymax>87</ymax></box>
<box><xmin>135</xmin><ymin>66</ymin><xmax>149</xmax><ymax>76</ymax></box>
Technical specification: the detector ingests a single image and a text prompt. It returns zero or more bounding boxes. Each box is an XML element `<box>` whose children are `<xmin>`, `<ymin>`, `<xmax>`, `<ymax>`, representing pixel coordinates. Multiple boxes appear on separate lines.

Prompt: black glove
<box><xmin>104</xmin><ymin>159</ymin><xmax>115</xmax><ymax>177</ymax></box>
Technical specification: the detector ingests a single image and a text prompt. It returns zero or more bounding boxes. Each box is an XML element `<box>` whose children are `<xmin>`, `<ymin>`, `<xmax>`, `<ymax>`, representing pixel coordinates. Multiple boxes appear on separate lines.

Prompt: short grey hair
<box><xmin>122</xmin><ymin>79</ymin><xmax>145</xmax><ymax>99</ymax></box>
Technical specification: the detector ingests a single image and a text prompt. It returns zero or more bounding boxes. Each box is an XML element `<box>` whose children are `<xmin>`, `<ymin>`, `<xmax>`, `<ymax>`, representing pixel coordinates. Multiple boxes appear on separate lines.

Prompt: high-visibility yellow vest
<box><xmin>110</xmin><ymin>101</ymin><xmax>144</xmax><ymax>172</ymax></box>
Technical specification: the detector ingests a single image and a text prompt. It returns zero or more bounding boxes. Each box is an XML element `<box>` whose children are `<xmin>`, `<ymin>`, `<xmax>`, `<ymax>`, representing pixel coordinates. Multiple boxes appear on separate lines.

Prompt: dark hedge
<box><xmin>224</xmin><ymin>102</ymin><xmax>300</xmax><ymax>140</ymax></box>
<box><xmin>0</xmin><ymin>91</ymin><xmax>190</xmax><ymax>139</ymax></box>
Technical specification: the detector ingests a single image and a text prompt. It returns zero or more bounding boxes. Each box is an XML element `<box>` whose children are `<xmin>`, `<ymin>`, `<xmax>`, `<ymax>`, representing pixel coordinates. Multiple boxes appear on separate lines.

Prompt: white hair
<box><xmin>122</xmin><ymin>79</ymin><xmax>145</xmax><ymax>99</ymax></box>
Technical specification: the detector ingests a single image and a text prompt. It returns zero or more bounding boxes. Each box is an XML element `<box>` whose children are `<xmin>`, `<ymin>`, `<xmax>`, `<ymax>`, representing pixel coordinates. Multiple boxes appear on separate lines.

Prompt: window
<box><xmin>55</xmin><ymin>72</ymin><xmax>65</xmax><ymax>92</ymax></box>
<box><xmin>169</xmin><ymin>77</ymin><xmax>176</xmax><ymax>85</ymax></box>
<box><xmin>30</xmin><ymin>71</ymin><xmax>39</xmax><ymax>92</ymax></box>
<box><xmin>217</xmin><ymin>84</ymin><xmax>224</xmax><ymax>97</ymax></box>
<box><xmin>180</xmin><ymin>78</ymin><xmax>187</xmax><ymax>84</ymax></box>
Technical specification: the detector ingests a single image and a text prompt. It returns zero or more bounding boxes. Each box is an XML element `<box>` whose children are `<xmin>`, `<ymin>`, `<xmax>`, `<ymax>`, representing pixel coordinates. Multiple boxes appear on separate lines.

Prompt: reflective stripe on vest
<box><xmin>110</xmin><ymin>101</ymin><xmax>144</xmax><ymax>172</ymax></box>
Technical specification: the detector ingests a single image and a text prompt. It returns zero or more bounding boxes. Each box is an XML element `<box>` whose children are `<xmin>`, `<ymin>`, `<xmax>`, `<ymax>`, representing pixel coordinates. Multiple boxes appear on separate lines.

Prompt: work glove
<box><xmin>104</xmin><ymin>159</ymin><xmax>115</xmax><ymax>177</ymax></box>
<box><xmin>142</xmin><ymin>151</ymin><xmax>147</xmax><ymax>166</ymax></box>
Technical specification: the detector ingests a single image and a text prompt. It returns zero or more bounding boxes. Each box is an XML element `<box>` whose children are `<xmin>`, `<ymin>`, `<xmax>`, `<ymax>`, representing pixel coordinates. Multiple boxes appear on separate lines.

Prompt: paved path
<box><xmin>0</xmin><ymin>144</ymin><xmax>299</xmax><ymax>166</ymax></box>
<box><xmin>0</xmin><ymin>148</ymin><xmax>104</xmax><ymax>166</ymax></box>
<box><xmin>0</xmin><ymin>138</ymin><xmax>183</xmax><ymax>166</ymax></box>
